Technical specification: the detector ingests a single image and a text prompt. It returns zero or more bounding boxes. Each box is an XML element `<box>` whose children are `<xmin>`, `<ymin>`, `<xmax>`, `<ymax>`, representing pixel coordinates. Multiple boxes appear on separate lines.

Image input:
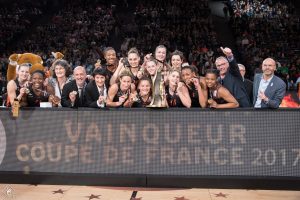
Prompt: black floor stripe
<box><xmin>130</xmin><ymin>190</ymin><xmax>138</xmax><ymax>199</ymax></box>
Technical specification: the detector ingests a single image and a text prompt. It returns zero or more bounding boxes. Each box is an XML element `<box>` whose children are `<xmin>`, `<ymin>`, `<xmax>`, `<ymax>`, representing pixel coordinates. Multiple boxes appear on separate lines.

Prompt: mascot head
<box><xmin>51</xmin><ymin>52</ymin><xmax>64</xmax><ymax>60</ymax></box>
<box><xmin>7</xmin><ymin>53</ymin><xmax>44</xmax><ymax>81</ymax></box>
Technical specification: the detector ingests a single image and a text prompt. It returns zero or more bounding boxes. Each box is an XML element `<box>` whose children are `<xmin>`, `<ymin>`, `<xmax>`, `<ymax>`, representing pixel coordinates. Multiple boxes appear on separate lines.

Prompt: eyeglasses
<box><xmin>216</xmin><ymin>62</ymin><xmax>228</xmax><ymax>67</ymax></box>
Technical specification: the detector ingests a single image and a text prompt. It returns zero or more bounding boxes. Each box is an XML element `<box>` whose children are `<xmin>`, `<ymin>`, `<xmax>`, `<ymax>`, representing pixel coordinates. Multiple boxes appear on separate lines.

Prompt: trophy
<box><xmin>147</xmin><ymin>66</ymin><xmax>167</xmax><ymax>108</ymax></box>
<box><xmin>12</xmin><ymin>98</ymin><xmax>20</xmax><ymax>117</ymax></box>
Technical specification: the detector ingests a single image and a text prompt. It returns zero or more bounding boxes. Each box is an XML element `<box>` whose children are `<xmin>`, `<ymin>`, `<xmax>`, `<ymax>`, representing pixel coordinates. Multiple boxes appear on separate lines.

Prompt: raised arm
<box><xmin>7</xmin><ymin>80</ymin><xmax>28</xmax><ymax>106</ymax></box>
<box><xmin>106</xmin><ymin>84</ymin><xmax>122</xmax><ymax>107</ymax></box>
<box><xmin>220</xmin><ymin>47</ymin><xmax>243</xmax><ymax>80</ymax></box>
<box><xmin>123</xmin><ymin>84</ymin><xmax>137</xmax><ymax>108</ymax></box>
<box><xmin>109</xmin><ymin>59</ymin><xmax>125</xmax><ymax>86</ymax></box>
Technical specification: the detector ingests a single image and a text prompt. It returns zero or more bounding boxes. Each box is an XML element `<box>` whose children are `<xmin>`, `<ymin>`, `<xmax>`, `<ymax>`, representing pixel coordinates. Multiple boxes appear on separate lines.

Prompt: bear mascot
<box><xmin>7</xmin><ymin>52</ymin><xmax>65</xmax><ymax>81</ymax></box>
<box><xmin>7</xmin><ymin>53</ymin><xmax>44</xmax><ymax>81</ymax></box>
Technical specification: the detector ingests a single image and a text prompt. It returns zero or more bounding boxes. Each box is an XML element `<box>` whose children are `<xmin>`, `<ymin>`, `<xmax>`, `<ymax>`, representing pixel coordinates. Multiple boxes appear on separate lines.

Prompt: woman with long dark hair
<box><xmin>110</xmin><ymin>47</ymin><xmax>143</xmax><ymax>85</ymax></box>
<box><xmin>106</xmin><ymin>71</ymin><xmax>136</xmax><ymax>108</ymax></box>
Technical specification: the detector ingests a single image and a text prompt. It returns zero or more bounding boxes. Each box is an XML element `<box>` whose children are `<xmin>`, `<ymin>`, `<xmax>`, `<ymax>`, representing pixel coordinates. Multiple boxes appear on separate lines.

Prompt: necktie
<box><xmin>78</xmin><ymin>87</ymin><xmax>85</xmax><ymax>106</ymax></box>
<box><xmin>78</xmin><ymin>88</ymin><xmax>83</xmax><ymax>98</ymax></box>
<box><xmin>218</xmin><ymin>77</ymin><xmax>223</xmax><ymax>85</ymax></box>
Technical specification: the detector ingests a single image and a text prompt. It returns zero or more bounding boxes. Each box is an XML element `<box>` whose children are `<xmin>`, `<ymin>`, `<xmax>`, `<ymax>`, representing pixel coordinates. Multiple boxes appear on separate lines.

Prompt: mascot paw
<box><xmin>9</xmin><ymin>54</ymin><xmax>20</xmax><ymax>66</ymax></box>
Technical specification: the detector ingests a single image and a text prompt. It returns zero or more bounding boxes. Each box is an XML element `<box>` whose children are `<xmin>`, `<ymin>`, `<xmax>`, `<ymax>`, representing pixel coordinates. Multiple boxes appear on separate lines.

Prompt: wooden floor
<box><xmin>1</xmin><ymin>184</ymin><xmax>300</xmax><ymax>200</ymax></box>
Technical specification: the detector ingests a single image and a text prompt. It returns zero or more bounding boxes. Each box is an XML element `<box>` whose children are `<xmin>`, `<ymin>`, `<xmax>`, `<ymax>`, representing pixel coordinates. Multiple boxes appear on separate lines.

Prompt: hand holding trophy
<box><xmin>147</xmin><ymin>64</ymin><xmax>167</xmax><ymax>108</ymax></box>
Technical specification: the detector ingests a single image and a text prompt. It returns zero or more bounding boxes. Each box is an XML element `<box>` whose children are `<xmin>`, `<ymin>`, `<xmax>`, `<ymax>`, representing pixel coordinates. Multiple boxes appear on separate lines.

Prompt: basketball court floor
<box><xmin>1</xmin><ymin>184</ymin><xmax>299</xmax><ymax>200</ymax></box>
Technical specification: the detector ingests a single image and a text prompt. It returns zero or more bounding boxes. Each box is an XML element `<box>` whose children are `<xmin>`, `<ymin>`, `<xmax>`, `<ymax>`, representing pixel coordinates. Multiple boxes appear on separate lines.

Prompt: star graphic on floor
<box><xmin>174</xmin><ymin>197</ymin><xmax>189</xmax><ymax>200</ymax></box>
<box><xmin>86</xmin><ymin>194</ymin><xmax>101</xmax><ymax>200</ymax></box>
<box><xmin>215</xmin><ymin>192</ymin><xmax>228</xmax><ymax>198</ymax></box>
<box><xmin>52</xmin><ymin>189</ymin><xmax>66</xmax><ymax>194</ymax></box>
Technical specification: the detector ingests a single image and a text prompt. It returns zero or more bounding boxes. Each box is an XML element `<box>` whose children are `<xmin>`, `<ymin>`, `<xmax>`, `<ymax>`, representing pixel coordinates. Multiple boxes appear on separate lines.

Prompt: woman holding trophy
<box><xmin>143</xmin><ymin>57</ymin><xmax>168</xmax><ymax>108</ymax></box>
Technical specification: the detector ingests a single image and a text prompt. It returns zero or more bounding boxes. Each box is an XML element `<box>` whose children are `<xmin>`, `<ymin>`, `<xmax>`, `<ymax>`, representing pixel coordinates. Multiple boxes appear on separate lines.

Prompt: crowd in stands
<box><xmin>0</xmin><ymin>0</ymin><xmax>44</xmax><ymax>53</ymax></box>
<box><xmin>0</xmin><ymin>0</ymin><xmax>45</xmax><ymax>81</ymax></box>
<box><xmin>6</xmin><ymin>0</ymin><xmax>116</xmax><ymax>75</ymax></box>
<box><xmin>121</xmin><ymin>0</ymin><xmax>219</xmax><ymax>76</ymax></box>
<box><xmin>228</xmin><ymin>0</ymin><xmax>300</xmax><ymax>89</ymax></box>
<box><xmin>0</xmin><ymin>0</ymin><xmax>47</xmax><ymax>96</ymax></box>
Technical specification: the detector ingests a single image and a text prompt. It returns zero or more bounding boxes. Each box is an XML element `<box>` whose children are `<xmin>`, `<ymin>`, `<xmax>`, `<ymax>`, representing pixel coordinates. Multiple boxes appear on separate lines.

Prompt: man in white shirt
<box><xmin>253</xmin><ymin>58</ymin><xmax>286</xmax><ymax>108</ymax></box>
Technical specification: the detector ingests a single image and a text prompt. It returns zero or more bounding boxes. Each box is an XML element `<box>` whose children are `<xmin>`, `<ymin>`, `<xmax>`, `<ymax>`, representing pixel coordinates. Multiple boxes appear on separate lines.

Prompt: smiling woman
<box><xmin>205</xmin><ymin>69</ymin><xmax>239</xmax><ymax>109</ymax></box>
<box><xmin>110</xmin><ymin>47</ymin><xmax>143</xmax><ymax>86</ymax></box>
<box><xmin>131</xmin><ymin>77</ymin><xmax>152</xmax><ymax>107</ymax></box>
<box><xmin>85</xmin><ymin>68</ymin><xmax>108</xmax><ymax>108</ymax></box>
<box><xmin>106</xmin><ymin>71</ymin><xmax>136</xmax><ymax>108</ymax></box>
<box><xmin>6</xmin><ymin>63</ymin><xmax>31</xmax><ymax>107</ymax></box>
<box><xmin>27</xmin><ymin>70</ymin><xmax>55</xmax><ymax>107</ymax></box>
<box><xmin>48</xmin><ymin>59</ymin><xmax>73</xmax><ymax>107</ymax></box>
<box><xmin>165</xmin><ymin>70</ymin><xmax>191</xmax><ymax>108</ymax></box>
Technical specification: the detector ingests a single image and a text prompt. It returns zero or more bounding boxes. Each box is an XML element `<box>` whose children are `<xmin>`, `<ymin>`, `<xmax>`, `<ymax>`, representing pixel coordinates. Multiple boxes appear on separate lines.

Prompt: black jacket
<box><xmin>85</xmin><ymin>80</ymin><xmax>108</xmax><ymax>108</ymax></box>
<box><xmin>244</xmin><ymin>78</ymin><xmax>253</xmax><ymax>104</ymax></box>
<box><xmin>61</xmin><ymin>80</ymin><xmax>87</xmax><ymax>108</ymax></box>
<box><xmin>221</xmin><ymin>59</ymin><xmax>251</xmax><ymax>107</ymax></box>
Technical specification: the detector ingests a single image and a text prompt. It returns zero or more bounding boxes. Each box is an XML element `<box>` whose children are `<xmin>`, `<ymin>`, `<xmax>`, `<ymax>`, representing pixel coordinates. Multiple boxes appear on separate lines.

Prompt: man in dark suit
<box><xmin>238</xmin><ymin>64</ymin><xmax>253</xmax><ymax>103</ymax></box>
<box><xmin>215</xmin><ymin>47</ymin><xmax>251</xmax><ymax>107</ymax></box>
<box><xmin>85</xmin><ymin>68</ymin><xmax>108</xmax><ymax>108</ymax></box>
<box><xmin>253</xmin><ymin>58</ymin><xmax>286</xmax><ymax>108</ymax></box>
<box><xmin>61</xmin><ymin>66</ymin><xmax>87</xmax><ymax>108</ymax></box>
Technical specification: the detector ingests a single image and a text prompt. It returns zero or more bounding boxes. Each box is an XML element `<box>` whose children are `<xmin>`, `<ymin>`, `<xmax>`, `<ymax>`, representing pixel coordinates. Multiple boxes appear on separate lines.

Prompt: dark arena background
<box><xmin>0</xmin><ymin>0</ymin><xmax>300</xmax><ymax>199</ymax></box>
